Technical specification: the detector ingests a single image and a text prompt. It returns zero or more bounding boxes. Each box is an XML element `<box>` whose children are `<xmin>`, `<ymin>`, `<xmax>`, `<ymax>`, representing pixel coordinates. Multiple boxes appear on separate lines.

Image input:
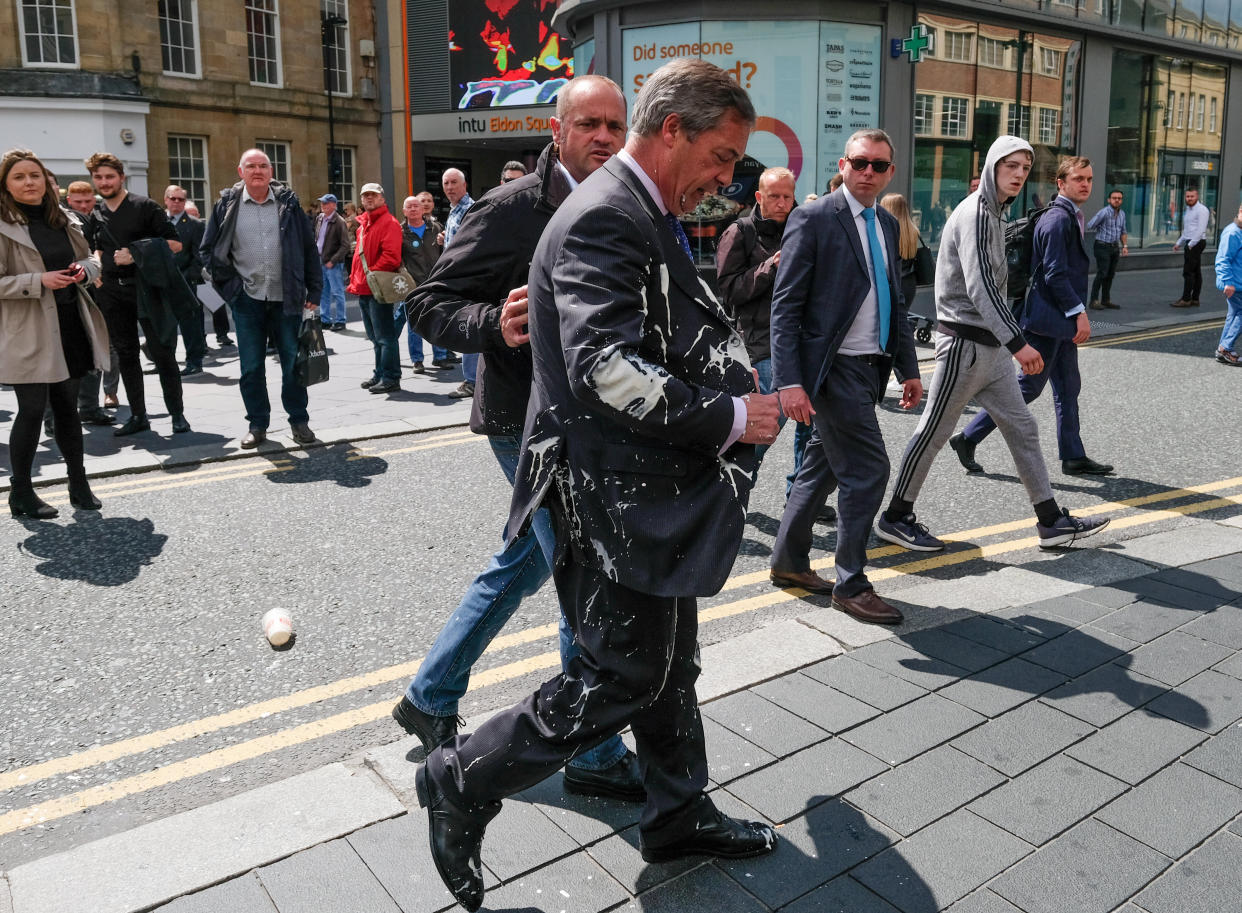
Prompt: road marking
<box><xmin>39</xmin><ymin>463</ymin><xmax>294</xmax><ymax>503</ymax></box>
<box><xmin>2</xmin><ymin>479</ymin><xmax>1238</xmax><ymax>835</ymax></box>
<box><xmin>347</xmin><ymin>432</ymin><xmax>483</xmax><ymax>460</ymax></box>
<box><xmin>1087</xmin><ymin>320</ymin><xmax>1223</xmax><ymax>348</ymax></box>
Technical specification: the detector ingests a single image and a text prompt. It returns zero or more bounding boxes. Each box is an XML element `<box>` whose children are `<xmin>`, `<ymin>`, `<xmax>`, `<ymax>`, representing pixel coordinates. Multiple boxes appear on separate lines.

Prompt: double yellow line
<box><xmin>2</xmin><ymin>474</ymin><xmax>1240</xmax><ymax>837</ymax></box>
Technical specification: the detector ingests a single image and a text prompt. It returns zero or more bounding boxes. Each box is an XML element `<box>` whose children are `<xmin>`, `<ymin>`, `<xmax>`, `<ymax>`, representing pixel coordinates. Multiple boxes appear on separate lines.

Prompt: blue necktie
<box><xmin>861</xmin><ymin>206</ymin><xmax>891</xmax><ymax>350</ymax></box>
<box><xmin>664</xmin><ymin>212</ymin><xmax>693</xmax><ymax>261</ymax></box>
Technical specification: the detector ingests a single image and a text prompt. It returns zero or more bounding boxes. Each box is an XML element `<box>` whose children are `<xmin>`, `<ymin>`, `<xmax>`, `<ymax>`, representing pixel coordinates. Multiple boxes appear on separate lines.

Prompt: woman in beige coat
<box><xmin>1</xmin><ymin>149</ymin><xmax>110</xmax><ymax>518</ymax></box>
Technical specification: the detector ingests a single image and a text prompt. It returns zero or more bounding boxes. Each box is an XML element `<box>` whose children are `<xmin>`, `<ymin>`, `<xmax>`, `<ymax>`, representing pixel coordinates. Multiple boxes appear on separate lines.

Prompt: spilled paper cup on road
<box><xmin>262</xmin><ymin>608</ymin><xmax>294</xmax><ymax>647</ymax></box>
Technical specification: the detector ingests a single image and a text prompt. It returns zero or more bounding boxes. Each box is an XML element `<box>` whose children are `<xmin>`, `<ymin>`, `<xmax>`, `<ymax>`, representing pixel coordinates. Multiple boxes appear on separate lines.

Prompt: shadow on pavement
<box><xmin>16</xmin><ymin>512</ymin><xmax>167</xmax><ymax>585</ymax></box>
<box><xmin>260</xmin><ymin>441</ymin><xmax>388</xmax><ymax>488</ymax></box>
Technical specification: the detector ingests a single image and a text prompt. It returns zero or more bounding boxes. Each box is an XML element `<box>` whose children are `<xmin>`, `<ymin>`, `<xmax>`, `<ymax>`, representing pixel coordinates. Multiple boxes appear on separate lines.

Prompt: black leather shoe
<box><xmin>415</xmin><ymin>765</ymin><xmax>499</xmax><ymax>913</ymax></box>
<box><xmin>67</xmin><ymin>476</ymin><xmax>101</xmax><ymax>511</ymax></box>
<box><xmin>114</xmin><ymin>414</ymin><xmax>150</xmax><ymax>436</ymax></box>
<box><xmin>949</xmin><ymin>432</ymin><xmax>983</xmax><ymax>473</ymax></box>
<box><xmin>241</xmin><ymin>429</ymin><xmax>266</xmax><ymax>449</ymax></box>
<box><xmin>360</xmin><ymin>378</ymin><xmax>379</xmax><ymax>389</ymax></box>
<box><xmin>392</xmin><ymin>697</ymin><xmax>461</xmax><ymax>754</ymax></box>
<box><xmin>563</xmin><ymin>749</ymin><xmax>646</xmax><ymax>802</ymax></box>
<box><xmin>180</xmin><ymin>363</ymin><xmax>202</xmax><ymax>377</ymax></box>
<box><xmin>9</xmin><ymin>487</ymin><xmax>58</xmax><ymax>519</ymax></box>
<box><xmin>640</xmin><ymin>807</ymin><xmax>778</xmax><ymax>864</ymax></box>
<box><xmin>79</xmin><ymin>408</ymin><xmax>115</xmax><ymax>426</ymax></box>
<box><xmin>290</xmin><ymin>424</ymin><xmax>315</xmax><ymax>444</ymax></box>
<box><xmin>817</xmin><ymin>503</ymin><xmax>837</xmax><ymax>524</ymax></box>
<box><xmin>171</xmin><ymin>414</ymin><xmax>191</xmax><ymax>434</ymax></box>
<box><xmin>1062</xmin><ymin>457</ymin><xmax>1113</xmax><ymax>475</ymax></box>
<box><xmin>369</xmin><ymin>380</ymin><xmax>400</xmax><ymax>394</ymax></box>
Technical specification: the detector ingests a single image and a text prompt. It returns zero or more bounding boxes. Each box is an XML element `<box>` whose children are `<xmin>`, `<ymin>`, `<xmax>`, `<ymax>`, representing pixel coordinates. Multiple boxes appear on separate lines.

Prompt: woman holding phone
<box><xmin>1</xmin><ymin>148</ymin><xmax>109</xmax><ymax>518</ymax></box>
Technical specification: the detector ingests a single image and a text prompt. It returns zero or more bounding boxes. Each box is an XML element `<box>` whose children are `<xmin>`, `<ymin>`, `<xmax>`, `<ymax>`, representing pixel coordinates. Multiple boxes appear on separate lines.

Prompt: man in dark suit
<box><xmin>953</xmin><ymin>156</ymin><xmax>1113</xmax><ymax>476</ymax></box>
<box><xmin>415</xmin><ymin>59</ymin><xmax>781</xmax><ymax>912</ymax></box>
<box><xmin>165</xmin><ymin>185</ymin><xmax>208</xmax><ymax>376</ymax></box>
<box><xmin>768</xmin><ymin>128</ymin><xmax>923</xmax><ymax>625</ymax></box>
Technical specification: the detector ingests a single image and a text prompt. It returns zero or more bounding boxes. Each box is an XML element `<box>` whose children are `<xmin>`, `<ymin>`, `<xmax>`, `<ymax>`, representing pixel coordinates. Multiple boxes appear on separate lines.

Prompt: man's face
<box><xmin>550</xmin><ymin>82</ymin><xmax>627</xmax><ymax>184</ymax></box>
<box><xmin>839</xmin><ymin>137</ymin><xmax>895</xmax><ymax>207</ymax></box>
<box><xmin>969</xmin><ymin>177</ymin><xmax>981</xmax><ymax>193</ymax></box>
<box><xmin>185</xmin><ymin>202</ymin><xmax>200</xmax><ymax>218</ymax></box>
<box><xmin>755</xmin><ymin>176</ymin><xmax>795</xmax><ymax>223</ymax></box>
<box><xmin>994</xmin><ymin>153</ymin><xmax>1032</xmax><ymax>202</ymax></box>
<box><xmin>442</xmin><ymin>172</ymin><xmax>466</xmax><ymax>205</ymax></box>
<box><xmin>402</xmin><ymin>197</ymin><xmax>423</xmax><ymax>222</ymax></box>
<box><xmin>321</xmin><ymin>200</ymin><xmax>337</xmax><ymax>216</ymax></box>
<box><xmin>1058</xmin><ymin>164</ymin><xmax>1093</xmax><ymax>205</ymax></box>
<box><xmin>164</xmin><ymin>189</ymin><xmax>187</xmax><ymax>216</ymax></box>
<box><xmin>1186</xmin><ymin>189</ymin><xmax>1199</xmax><ymax>207</ymax></box>
<box><xmin>237</xmin><ymin>152</ymin><xmax>273</xmax><ymax>198</ymax></box>
<box><xmin>66</xmin><ymin>192</ymin><xmax>96</xmax><ymax>215</ymax></box>
<box><xmin>666</xmin><ymin>111</ymin><xmax>751</xmax><ymax>216</ymax></box>
<box><xmin>1108</xmin><ymin>191</ymin><xmax>1123</xmax><ymax>210</ymax></box>
<box><xmin>360</xmin><ymin>191</ymin><xmax>384</xmax><ymax>212</ymax></box>
<box><xmin>417</xmin><ymin>192</ymin><xmax>434</xmax><ymax>214</ymax></box>
<box><xmin>90</xmin><ymin>166</ymin><xmax>125</xmax><ymax>200</ymax></box>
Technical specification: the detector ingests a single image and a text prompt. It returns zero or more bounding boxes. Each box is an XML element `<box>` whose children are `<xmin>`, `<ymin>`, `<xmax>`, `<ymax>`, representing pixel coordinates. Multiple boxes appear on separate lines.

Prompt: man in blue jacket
<box><xmin>951</xmin><ymin>156</ymin><xmax>1113</xmax><ymax>476</ymax></box>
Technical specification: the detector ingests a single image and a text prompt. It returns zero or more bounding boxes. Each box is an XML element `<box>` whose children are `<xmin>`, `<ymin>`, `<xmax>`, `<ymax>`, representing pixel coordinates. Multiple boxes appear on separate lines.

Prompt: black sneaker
<box><xmin>392</xmin><ymin>697</ymin><xmax>461</xmax><ymax>755</ymax></box>
<box><xmin>1037</xmin><ymin>509</ymin><xmax>1111</xmax><ymax>548</ymax></box>
<box><xmin>876</xmin><ymin>513</ymin><xmax>945</xmax><ymax>552</ymax></box>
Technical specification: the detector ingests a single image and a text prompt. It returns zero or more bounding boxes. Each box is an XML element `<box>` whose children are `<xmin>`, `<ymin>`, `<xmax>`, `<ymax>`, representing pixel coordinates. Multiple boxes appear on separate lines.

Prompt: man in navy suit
<box><xmin>414</xmin><ymin>59</ymin><xmax>781</xmax><ymax>912</ymax></box>
<box><xmin>952</xmin><ymin>156</ymin><xmax>1113</xmax><ymax>476</ymax></box>
<box><xmin>768</xmin><ymin>128</ymin><xmax>923</xmax><ymax>625</ymax></box>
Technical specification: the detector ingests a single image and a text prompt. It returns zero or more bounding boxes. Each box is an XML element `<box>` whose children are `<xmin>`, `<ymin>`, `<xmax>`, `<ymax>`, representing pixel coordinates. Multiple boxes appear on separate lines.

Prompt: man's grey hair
<box><xmin>163</xmin><ymin>185</ymin><xmax>185</xmax><ymax>198</ymax></box>
<box><xmin>238</xmin><ymin>148</ymin><xmax>272</xmax><ymax>168</ymax></box>
<box><xmin>555</xmin><ymin>74</ymin><xmax>625</xmax><ymax>119</ymax></box>
<box><xmin>442</xmin><ymin>167</ymin><xmax>465</xmax><ymax>184</ymax></box>
<box><xmin>630</xmin><ymin>58</ymin><xmax>755</xmax><ymax>140</ymax></box>
<box><xmin>843</xmin><ymin>128</ymin><xmax>894</xmax><ymax>159</ymax></box>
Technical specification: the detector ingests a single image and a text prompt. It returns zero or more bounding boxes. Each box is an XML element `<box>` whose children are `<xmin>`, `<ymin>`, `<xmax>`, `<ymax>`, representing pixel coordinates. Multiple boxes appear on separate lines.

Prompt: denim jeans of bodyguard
<box><xmin>229</xmin><ymin>293</ymin><xmax>307</xmax><ymax>430</ymax></box>
<box><xmin>405</xmin><ymin>435</ymin><xmax>627</xmax><ymax>772</ymax></box>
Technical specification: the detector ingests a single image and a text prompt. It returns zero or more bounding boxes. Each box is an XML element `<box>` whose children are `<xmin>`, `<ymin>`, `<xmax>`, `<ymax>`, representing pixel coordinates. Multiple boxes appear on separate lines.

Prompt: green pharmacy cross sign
<box><xmin>891</xmin><ymin>24</ymin><xmax>930</xmax><ymax>63</ymax></box>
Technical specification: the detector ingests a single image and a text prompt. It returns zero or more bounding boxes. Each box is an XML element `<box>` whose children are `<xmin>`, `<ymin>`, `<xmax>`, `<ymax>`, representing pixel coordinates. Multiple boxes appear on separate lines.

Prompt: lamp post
<box><xmin>322</xmin><ymin>12</ymin><xmax>347</xmax><ymax>192</ymax></box>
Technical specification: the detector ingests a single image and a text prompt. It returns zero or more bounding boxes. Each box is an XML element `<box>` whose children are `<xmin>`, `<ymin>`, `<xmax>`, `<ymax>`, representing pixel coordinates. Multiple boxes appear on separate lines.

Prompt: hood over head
<box><xmin>979</xmin><ymin>134</ymin><xmax>1034</xmax><ymax>211</ymax></box>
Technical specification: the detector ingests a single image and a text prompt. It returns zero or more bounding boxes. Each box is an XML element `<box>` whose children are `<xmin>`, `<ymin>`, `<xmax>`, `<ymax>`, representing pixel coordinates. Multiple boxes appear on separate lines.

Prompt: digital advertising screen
<box><xmin>449</xmin><ymin>0</ymin><xmax>573</xmax><ymax>109</ymax></box>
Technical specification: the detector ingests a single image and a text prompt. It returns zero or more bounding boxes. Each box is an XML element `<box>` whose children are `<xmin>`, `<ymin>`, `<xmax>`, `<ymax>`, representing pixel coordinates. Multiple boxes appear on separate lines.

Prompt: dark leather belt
<box><xmin>841</xmin><ymin>353</ymin><xmax>892</xmax><ymax>366</ymax></box>
<box><xmin>103</xmin><ymin>275</ymin><xmax>135</xmax><ymax>286</ymax></box>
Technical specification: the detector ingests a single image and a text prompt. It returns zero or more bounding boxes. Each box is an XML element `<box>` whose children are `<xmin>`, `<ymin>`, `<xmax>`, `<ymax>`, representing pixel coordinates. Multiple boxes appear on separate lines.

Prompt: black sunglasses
<box><xmin>844</xmin><ymin>157</ymin><xmax>892</xmax><ymax>174</ymax></box>
<box><xmin>167</xmin><ymin>196</ymin><xmax>187</xmax><ymax>201</ymax></box>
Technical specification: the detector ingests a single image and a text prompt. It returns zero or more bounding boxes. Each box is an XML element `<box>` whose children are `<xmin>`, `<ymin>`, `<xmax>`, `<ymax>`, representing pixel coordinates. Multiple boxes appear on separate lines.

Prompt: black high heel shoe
<box><xmin>9</xmin><ymin>487</ymin><xmax>58</xmax><ymax>519</ymax></box>
<box><xmin>67</xmin><ymin>476</ymin><xmax>102</xmax><ymax>511</ymax></box>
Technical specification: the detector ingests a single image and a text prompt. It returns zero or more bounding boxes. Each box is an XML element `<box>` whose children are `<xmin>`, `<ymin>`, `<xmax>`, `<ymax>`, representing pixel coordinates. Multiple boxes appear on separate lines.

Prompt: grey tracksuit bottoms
<box><xmin>891</xmin><ymin>334</ymin><xmax>1055</xmax><ymax>506</ymax></box>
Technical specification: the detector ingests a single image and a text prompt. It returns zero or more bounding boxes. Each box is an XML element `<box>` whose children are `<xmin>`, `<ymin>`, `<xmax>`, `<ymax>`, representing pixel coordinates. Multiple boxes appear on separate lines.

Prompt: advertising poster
<box><xmin>621</xmin><ymin>21</ymin><xmax>881</xmax><ymax>201</ymax></box>
<box><xmin>449</xmin><ymin>0</ymin><xmax>573</xmax><ymax>109</ymax></box>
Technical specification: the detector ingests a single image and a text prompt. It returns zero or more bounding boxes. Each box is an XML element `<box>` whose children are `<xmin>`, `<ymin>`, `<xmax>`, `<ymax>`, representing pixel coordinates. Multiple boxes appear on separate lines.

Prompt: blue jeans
<box><xmin>229</xmin><ymin>293</ymin><xmax>307</xmax><ymax>430</ymax></box>
<box><xmin>405</xmin><ymin>435</ymin><xmax>627</xmax><ymax>772</ymax></box>
<box><xmin>1219</xmin><ymin>293</ymin><xmax>1242</xmax><ymax>353</ymax></box>
<box><xmin>393</xmin><ymin>302</ymin><xmax>449</xmax><ymax>363</ymax></box>
<box><xmin>320</xmin><ymin>263</ymin><xmax>347</xmax><ymax>323</ymax></box>
<box><xmin>752</xmin><ymin>357</ymin><xmax>813</xmax><ymax>494</ymax></box>
<box><xmin>358</xmin><ymin>294</ymin><xmax>401</xmax><ymax>383</ymax></box>
<box><xmin>462</xmin><ymin>351</ymin><xmax>479</xmax><ymax>384</ymax></box>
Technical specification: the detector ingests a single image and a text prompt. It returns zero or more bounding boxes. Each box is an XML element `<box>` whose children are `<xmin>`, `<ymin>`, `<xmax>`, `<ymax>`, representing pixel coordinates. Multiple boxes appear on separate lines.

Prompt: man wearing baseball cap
<box><xmin>314</xmin><ymin>193</ymin><xmax>349</xmax><ymax>330</ymax></box>
<box><xmin>349</xmin><ymin>182</ymin><xmax>405</xmax><ymax>393</ymax></box>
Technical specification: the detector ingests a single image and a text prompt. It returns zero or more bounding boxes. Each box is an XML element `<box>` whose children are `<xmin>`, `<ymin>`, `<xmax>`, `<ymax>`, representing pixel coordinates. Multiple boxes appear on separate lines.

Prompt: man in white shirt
<box><xmin>1173</xmin><ymin>186</ymin><xmax>1210</xmax><ymax>307</ymax></box>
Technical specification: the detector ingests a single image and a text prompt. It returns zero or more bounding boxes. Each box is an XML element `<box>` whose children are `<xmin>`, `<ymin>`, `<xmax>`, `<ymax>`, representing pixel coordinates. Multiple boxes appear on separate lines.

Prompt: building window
<box><xmin>1197</xmin><ymin>94</ymin><xmax>1206</xmax><ymax>131</ymax></box>
<box><xmin>167</xmin><ymin>135</ymin><xmax>208</xmax><ymax>211</ymax></box>
<box><xmin>1165</xmin><ymin>91</ymin><xmax>1175</xmax><ymax>127</ymax></box>
<box><xmin>1007</xmin><ymin>103</ymin><xmax>1031</xmax><ymax>138</ymax></box>
<box><xmin>1210</xmin><ymin>96</ymin><xmax>1218</xmax><ymax>132</ymax></box>
<box><xmin>18</xmin><ymin>0</ymin><xmax>78</xmax><ymax>67</ymax></box>
<box><xmin>1177</xmin><ymin>93</ymin><xmax>1185</xmax><ymax>128</ymax></box>
<box><xmin>941</xmin><ymin>97</ymin><xmax>968</xmax><ymax>138</ymax></box>
<box><xmin>978</xmin><ymin>37</ymin><xmax>1006</xmax><ymax>68</ymax></box>
<box><xmin>1041</xmin><ymin>48</ymin><xmax>1062</xmax><ymax>77</ymax></box>
<box><xmin>329</xmin><ymin>146</ymin><xmax>355</xmax><ymax>204</ymax></box>
<box><xmin>158</xmin><ymin>0</ymin><xmax>199</xmax><ymax>77</ymax></box>
<box><xmin>257</xmin><ymin>141</ymin><xmax>291</xmax><ymax>187</ymax></box>
<box><xmin>1038</xmin><ymin>108</ymin><xmax>1060</xmax><ymax>145</ymax></box>
<box><xmin>246</xmin><ymin>0</ymin><xmax>282</xmax><ymax>87</ymax></box>
<box><xmin>321</xmin><ymin>0</ymin><xmax>350</xmax><ymax>96</ymax></box>
<box><xmin>914</xmin><ymin>94</ymin><xmax>935</xmax><ymax>136</ymax></box>
<box><xmin>943</xmin><ymin>31</ymin><xmax>973</xmax><ymax>62</ymax></box>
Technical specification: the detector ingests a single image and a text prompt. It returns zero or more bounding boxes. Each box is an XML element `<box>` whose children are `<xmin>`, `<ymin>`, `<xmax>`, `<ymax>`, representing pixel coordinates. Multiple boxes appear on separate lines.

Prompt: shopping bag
<box><xmin>295</xmin><ymin>316</ymin><xmax>330</xmax><ymax>386</ymax></box>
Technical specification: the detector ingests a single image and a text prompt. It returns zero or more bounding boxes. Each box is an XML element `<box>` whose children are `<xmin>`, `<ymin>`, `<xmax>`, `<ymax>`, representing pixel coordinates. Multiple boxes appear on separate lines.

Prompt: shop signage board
<box><xmin>411</xmin><ymin>106</ymin><xmax>555</xmax><ymax>142</ymax></box>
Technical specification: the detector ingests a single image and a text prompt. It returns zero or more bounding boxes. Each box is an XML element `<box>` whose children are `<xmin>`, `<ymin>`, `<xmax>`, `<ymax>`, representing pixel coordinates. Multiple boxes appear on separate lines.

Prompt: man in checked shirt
<box><xmin>1086</xmin><ymin>188</ymin><xmax>1128</xmax><ymax>310</ymax></box>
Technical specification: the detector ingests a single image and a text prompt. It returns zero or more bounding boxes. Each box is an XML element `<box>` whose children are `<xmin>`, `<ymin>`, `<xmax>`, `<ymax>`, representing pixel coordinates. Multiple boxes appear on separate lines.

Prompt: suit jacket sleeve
<box><xmin>552</xmin><ymin>202</ymin><xmax>735</xmax><ymax>453</ymax></box>
<box><xmin>1036</xmin><ymin>211</ymin><xmax>1082</xmax><ymax>316</ymax></box>
<box><xmin>768</xmin><ymin>205</ymin><xmax>817</xmax><ymax>390</ymax></box>
<box><xmin>403</xmin><ymin>199</ymin><xmax>510</xmax><ymax>354</ymax></box>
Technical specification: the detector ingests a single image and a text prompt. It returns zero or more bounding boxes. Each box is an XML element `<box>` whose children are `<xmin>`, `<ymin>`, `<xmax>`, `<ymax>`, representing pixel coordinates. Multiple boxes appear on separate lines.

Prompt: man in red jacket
<box><xmin>349</xmin><ymin>182</ymin><xmax>405</xmax><ymax>394</ymax></box>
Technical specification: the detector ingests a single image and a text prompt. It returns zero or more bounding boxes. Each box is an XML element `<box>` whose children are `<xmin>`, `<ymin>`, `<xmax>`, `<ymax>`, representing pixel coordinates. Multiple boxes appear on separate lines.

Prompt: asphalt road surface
<box><xmin>2</xmin><ymin>320</ymin><xmax>1239</xmax><ymax>869</ymax></box>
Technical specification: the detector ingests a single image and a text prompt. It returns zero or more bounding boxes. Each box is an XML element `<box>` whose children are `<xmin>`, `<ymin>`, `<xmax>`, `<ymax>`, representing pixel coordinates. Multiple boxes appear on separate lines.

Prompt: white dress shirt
<box><xmin>1177</xmin><ymin>201</ymin><xmax>1209</xmax><ymax>247</ymax></box>
<box><xmin>836</xmin><ymin>185</ymin><xmax>889</xmax><ymax>357</ymax></box>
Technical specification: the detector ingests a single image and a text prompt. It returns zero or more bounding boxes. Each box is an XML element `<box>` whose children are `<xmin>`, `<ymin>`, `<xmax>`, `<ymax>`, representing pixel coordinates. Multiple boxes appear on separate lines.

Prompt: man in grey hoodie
<box><xmin>875</xmin><ymin>135</ymin><xmax>1110</xmax><ymax>551</ymax></box>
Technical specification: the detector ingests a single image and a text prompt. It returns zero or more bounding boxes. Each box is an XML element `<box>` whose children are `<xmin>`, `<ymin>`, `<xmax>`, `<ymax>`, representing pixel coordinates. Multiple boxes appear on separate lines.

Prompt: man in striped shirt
<box><xmin>1086</xmin><ymin>189</ymin><xmax>1127</xmax><ymax>310</ymax></box>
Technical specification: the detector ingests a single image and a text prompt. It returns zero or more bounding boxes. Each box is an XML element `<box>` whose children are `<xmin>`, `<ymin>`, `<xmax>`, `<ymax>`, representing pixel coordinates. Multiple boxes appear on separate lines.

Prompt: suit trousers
<box><xmin>772</xmin><ymin>355</ymin><xmax>890</xmax><ymax>598</ymax></box>
<box><xmin>425</xmin><ymin>518</ymin><xmax>712</xmax><ymax>846</ymax></box>
<box><xmin>1090</xmin><ymin>241</ymin><xmax>1120</xmax><ymax>305</ymax></box>
<box><xmin>1182</xmin><ymin>240</ymin><xmax>1206</xmax><ymax>302</ymax></box>
<box><xmin>891</xmin><ymin>335</ymin><xmax>1054</xmax><ymax>507</ymax></box>
<box><xmin>960</xmin><ymin>331</ymin><xmax>1085</xmax><ymax>461</ymax></box>
<box><xmin>176</xmin><ymin>283</ymin><xmax>208</xmax><ymax>366</ymax></box>
<box><xmin>94</xmin><ymin>280</ymin><xmax>183</xmax><ymax>417</ymax></box>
